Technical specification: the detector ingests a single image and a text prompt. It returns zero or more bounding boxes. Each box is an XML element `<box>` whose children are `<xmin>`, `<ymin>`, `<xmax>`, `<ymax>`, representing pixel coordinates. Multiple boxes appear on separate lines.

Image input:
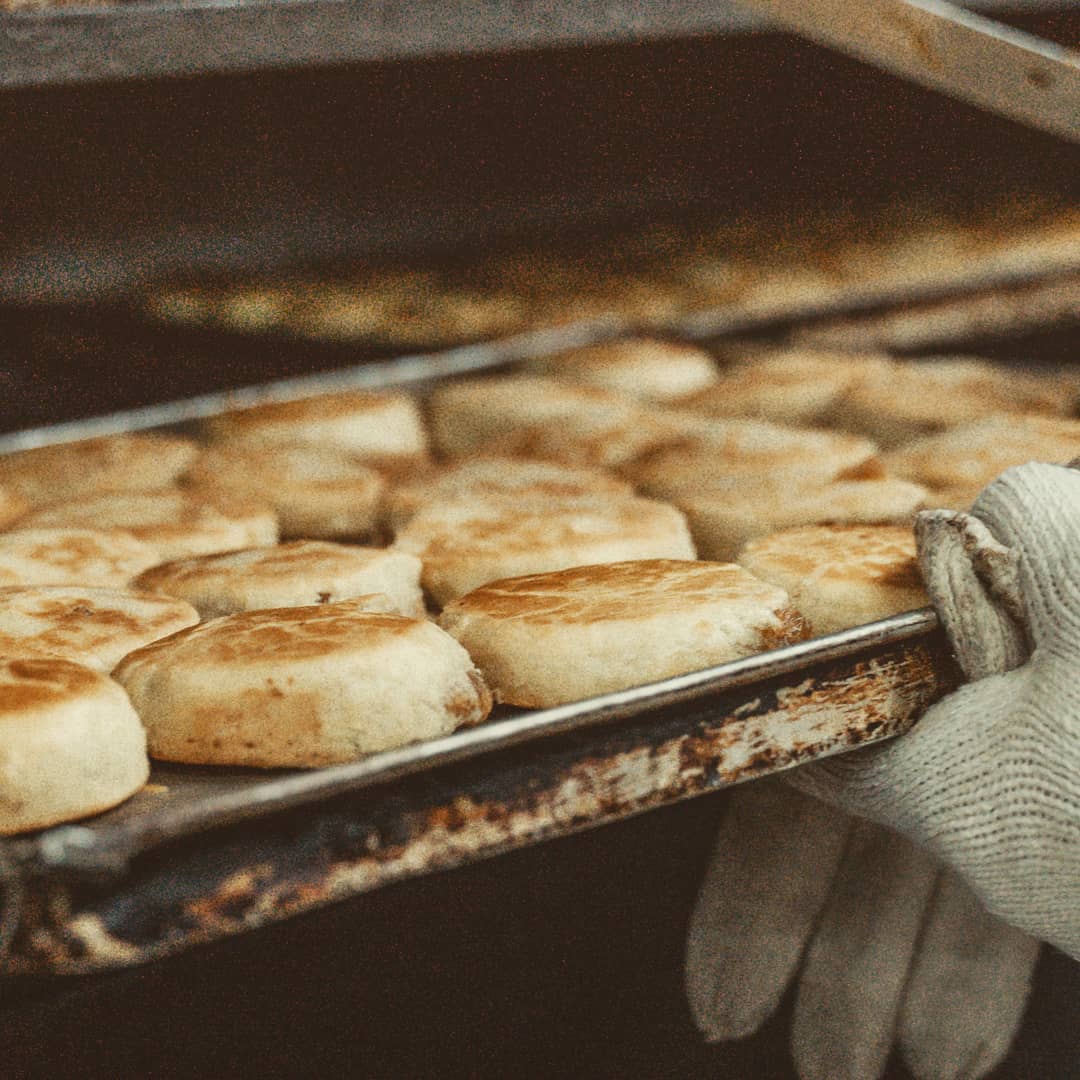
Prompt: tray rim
<box><xmin>6</xmin><ymin>607</ymin><xmax>941</xmax><ymax>877</ymax></box>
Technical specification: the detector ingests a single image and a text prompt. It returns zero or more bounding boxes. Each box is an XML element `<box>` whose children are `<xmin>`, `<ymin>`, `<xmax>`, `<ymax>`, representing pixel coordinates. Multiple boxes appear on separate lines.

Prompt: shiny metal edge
<box><xmin>666</xmin><ymin>263</ymin><xmax>1080</xmax><ymax>340</ymax></box>
<box><xmin>0</xmin><ymin>316</ymin><xmax>626</xmax><ymax>453</ymax></box>
<box><xmin>0</xmin><ymin>0</ymin><xmax>1065</xmax><ymax>91</ymax></box>
<box><xmin>6</xmin><ymin>258</ymin><xmax>1080</xmax><ymax>452</ymax></box>
<box><xmin>0</xmin><ymin>0</ymin><xmax>758</xmax><ymax>89</ymax></box>
<box><xmin>737</xmin><ymin>0</ymin><xmax>1080</xmax><ymax>142</ymax></box>
<box><xmin>15</xmin><ymin>608</ymin><xmax>940</xmax><ymax>871</ymax></box>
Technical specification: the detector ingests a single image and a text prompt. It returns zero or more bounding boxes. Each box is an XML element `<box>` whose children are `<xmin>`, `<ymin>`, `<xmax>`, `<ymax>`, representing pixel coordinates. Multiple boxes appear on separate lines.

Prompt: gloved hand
<box><xmin>685</xmin><ymin>784</ymin><xmax>1038</xmax><ymax>1080</ymax></box>
<box><xmin>793</xmin><ymin>461</ymin><xmax>1080</xmax><ymax>959</ymax></box>
<box><xmin>686</xmin><ymin>460</ymin><xmax>1079</xmax><ymax>1077</ymax></box>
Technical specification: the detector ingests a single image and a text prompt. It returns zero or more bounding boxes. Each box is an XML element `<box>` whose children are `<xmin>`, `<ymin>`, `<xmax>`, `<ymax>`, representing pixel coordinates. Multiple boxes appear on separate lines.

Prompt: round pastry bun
<box><xmin>489</xmin><ymin>409</ymin><xmax>684</xmax><ymax>470</ymax></box>
<box><xmin>624</xmin><ymin>419</ymin><xmax>882</xmax><ymax>500</ymax></box>
<box><xmin>135</xmin><ymin>541</ymin><xmax>425</xmax><ymax>619</ymax></box>
<box><xmin>439</xmin><ymin>559</ymin><xmax>808</xmax><ymax>707</ymax></box>
<box><xmin>737</xmin><ymin>524</ymin><xmax>927</xmax><ymax>636</ymax></box>
<box><xmin>393</xmin><ymin>493</ymin><xmax>696</xmax><ymax>606</ymax></box>
<box><xmin>678</xmin><ymin>476</ymin><xmax>929</xmax><ymax>560</ymax></box>
<box><xmin>0</xmin><ymin>585</ymin><xmax>199</xmax><ymax>671</ymax></box>
<box><xmin>824</xmin><ymin>356</ymin><xmax>1072</xmax><ymax>447</ymax></box>
<box><xmin>0</xmin><ymin>433</ymin><xmax>198</xmax><ymax>508</ymax></box>
<box><xmin>427</xmin><ymin>375</ymin><xmax>639</xmax><ymax>458</ymax></box>
<box><xmin>0</xmin><ymin>658</ymin><xmax>148</xmax><ymax>835</ymax></box>
<box><xmin>203</xmin><ymin>389</ymin><xmax>428</xmax><ymax>468</ymax></box>
<box><xmin>884</xmin><ymin>414</ymin><xmax>1080</xmax><ymax>495</ymax></box>
<box><xmin>114</xmin><ymin>600</ymin><xmax>493</xmax><ymax>767</ymax></box>
<box><xmin>530</xmin><ymin>338</ymin><xmax>719</xmax><ymax>401</ymax></box>
<box><xmin>680</xmin><ymin>349</ymin><xmax>890</xmax><ymax>426</ymax></box>
<box><xmin>0</xmin><ymin>485</ymin><xmax>28</xmax><ymax>531</ymax></box>
<box><xmin>384</xmin><ymin>456</ymin><xmax>632</xmax><ymax>532</ymax></box>
<box><xmin>21</xmin><ymin>488</ymin><xmax>279</xmax><ymax>561</ymax></box>
<box><xmin>0</xmin><ymin>528</ymin><xmax>161</xmax><ymax>588</ymax></box>
<box><xmin>185</xmin><ymin>443</ymin><xmax>386</xmax><ymax>540</ymax></box>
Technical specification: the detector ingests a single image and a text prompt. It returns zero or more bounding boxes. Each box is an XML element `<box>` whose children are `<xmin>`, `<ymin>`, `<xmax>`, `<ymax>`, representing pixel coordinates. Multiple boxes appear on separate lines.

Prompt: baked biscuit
<box><xmin>737</xmin><ymin>524</ymin><xmax>927</xmax><ymax>636</ymax></box>
<box><xmin>440</xmin><ymin>559</ymin><xmax>807</xmax><ymax>707</ymax></box>
<box><xmin>185</xmin><ymin>443</ymin><xmax>385</xmax><ymax>540</ymax></box>
<box><xmin>491</xmin><ymin>410</ymin><xmax>685</xmax><ymax>470</ymax></box>
<box><xmin>0</xmin><ymin>658</ymin><xmax>148</xmax><ymax>835</ymax></box>
<box><xmin>824</xmin><ymin>356</ymin><xmax>1072</xmax><ymax>447</ymax></box>
<box><xmin>679</xmin><ymin>349</ymin><xmax>890</xmax><ymax>426</ymax></box>
<box><xmin>0</xmin><ymin>486</ymin><xmax>28</xmax><ymax>530</ymax></box>
<box><xmin>135</xmin><ymin>542</ymin><xmax>425</xmax><ymax>619</ymax></box>
<box><xmin>0</xmin><ymin>529</ymin><xmax>161</xmax><ymax>588</ymax></box>
<box><xmin>884</xmin><ymin>414</ymin><xmax>1080</xmax><ymax>501</ymax></box>
<box><xmin>530</xmin><ymin>338</ymin><xmax>718</xmax><ymax>401</ymax></box>
<box><xmin>427</xmin><ymin>375</ymin><xmax>641</xmax><ymax>458</ymax></box>
<box><xmin>22</xmin><ymin>488</ymin><xmax>278</xmax><ymax>561</ymax></box>
<box><xmin>204</xmin><ymin>389</ymin><xmax>428</xmax><ymax>468</ymax></box>
<box><xmin>678</xmin><ymin>476</ymin><xmax>929</xmax><ymax>560</ymax></box>
<box><xmin>0</xmin><ymin>433</ymin><xmax>198</xmax><ymax>508</ymax></box>
<box><xmin>394</xmin><ymin>493</ymin><xmax>696</xmax><ymax>606</ymax></box>
<box><xmin>0</xmin><ymin>586</ymin><xmax>199</xmax><ymax>671</ymax></box>
<box><xmin>624</xmin><ymin>419</ymin><xmax>882</xmax><ymax>500</ymax></box>
<box><xmin>383</xmin><ymin>457</ymin><xmax>632</xmax><ymax>532</ymax></box>
<box><xmin>114</xmin><ymin>600</ymin><xmax>492</xmax><ymax>767</ymax></box>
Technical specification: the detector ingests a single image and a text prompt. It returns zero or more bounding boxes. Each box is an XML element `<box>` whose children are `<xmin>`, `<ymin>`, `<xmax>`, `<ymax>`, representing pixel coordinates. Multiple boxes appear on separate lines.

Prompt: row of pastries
<box><xmin>0</xmin><ymin>339</ymin><xmax>1076</xmax><ymax>834</ymax></box>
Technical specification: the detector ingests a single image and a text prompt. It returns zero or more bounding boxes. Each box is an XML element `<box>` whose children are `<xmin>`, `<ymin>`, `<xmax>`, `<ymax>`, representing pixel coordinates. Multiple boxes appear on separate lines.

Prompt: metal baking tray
<box><xmin>0</xmin><ymin>0</ymin><xmax>760</xmax><ymax>89</ymax></box>
<box><xmin>0</xmin><ymin>0</ymin><xmax>1065</xmax><ymax>90</ymax></box>
<box><xmin>0</xmin><ymin>314</ymin><xmax>974</xmax><ymax>978</ymax></box>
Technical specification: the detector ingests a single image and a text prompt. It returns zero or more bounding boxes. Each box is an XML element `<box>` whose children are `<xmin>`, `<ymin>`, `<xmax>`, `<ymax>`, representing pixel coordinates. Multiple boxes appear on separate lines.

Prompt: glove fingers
<box><xmin>898</xmin><ymin>869</ymin><xmax>1040</xmax><ymax>1080</ymax></box>
<box><xmin>973</xmin><ymin>463</ymin><xmax>1080</xmax><ymax>646</ymax></box>
<box><xmin>685</xmin><ymin>781</ymin><xmax>851</xmax><ymax>1041</ymax></box>
<box><xmin>914</xmin><ymin>510</ymin><xmax>1028</xmax><ymax>680</ymax></box>
<box><xmin>792</xmin><ymin>822</ymin><xmax>939</xmax><ymax>1080</ymax></box>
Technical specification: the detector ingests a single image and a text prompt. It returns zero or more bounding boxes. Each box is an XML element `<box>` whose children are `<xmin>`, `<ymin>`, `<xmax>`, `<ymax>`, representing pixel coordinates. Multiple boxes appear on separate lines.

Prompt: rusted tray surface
<box><xmin>0</xmin><ymin>610</ymin><xmax>958</xmax><ymax>975</ymax></box>
<box><xmin>3</xmin><ymin>608</ymin><xmax>945</xmax><ymax>875</ymax></box>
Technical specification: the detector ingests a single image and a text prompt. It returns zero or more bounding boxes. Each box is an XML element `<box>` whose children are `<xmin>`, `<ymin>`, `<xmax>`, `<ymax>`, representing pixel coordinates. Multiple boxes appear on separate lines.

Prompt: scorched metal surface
<box><xmin>0</xmin><ymin>610</ymin><xmax>958</xmax><ymax>975</ymax></box>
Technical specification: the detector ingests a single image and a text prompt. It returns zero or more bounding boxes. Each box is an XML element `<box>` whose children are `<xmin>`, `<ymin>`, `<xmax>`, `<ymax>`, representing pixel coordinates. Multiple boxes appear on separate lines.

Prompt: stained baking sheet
<box><xmin>5</xmin><ymin>608</ymin><xmax>944</xmax><ymax>877</ymax></box>
<box><xmin>1</xmin><ymin>608</ymin><xmax>957</xmax><ymax>975</ymax></box>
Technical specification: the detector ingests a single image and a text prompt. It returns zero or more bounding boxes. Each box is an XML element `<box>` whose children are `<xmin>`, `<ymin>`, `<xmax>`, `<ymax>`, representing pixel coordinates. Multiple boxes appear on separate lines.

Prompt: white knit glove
<box><xmin>686</xmin><ymin>784</ymin><xmax>1039</xmax><ymax>1079</ymax></box>
<box><xmin>686</xmin><ymin>461</ymin><xmax>1078</xmax><ymax>1078</ymax></box>
<box><xmin>793</xmin><ymin>461</ymin><xmax>1080</xmax><ymax>959</ymax></box>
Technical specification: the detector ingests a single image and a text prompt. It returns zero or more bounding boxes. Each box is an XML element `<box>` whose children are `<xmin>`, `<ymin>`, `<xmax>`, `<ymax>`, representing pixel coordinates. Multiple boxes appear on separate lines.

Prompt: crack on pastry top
<box><xmin>885</xmin><ymin>414</ymin><xmax>1080</xmax><ymax>490</ymax></box>
<box><xmin>395</xmin><ymin>495</ymin><xmax>687</xmax><ymax>558</ymax></box>
<box><xmin>136</xmin><ymin>541</ymin><xmax>404</xmax><ymax>588</ymax></box>
<box><xmin>741</xmin><ymin>524</ymin><xmax>921</xmax><ymax>587</ymax></box>
<box><xmin>187</xmin><ymin>442</ymin><xmax>386</xmax><ymax>491</ymax></box>
<box><xmin>0</xmin><ymin>587</ymin><xmax>199</xmax><ymax>656</ymax></box>
<box><xmin>23</xmin><ymin>488</ymin><xmax>273</xmax><ymax>532</ymax></box>
<box><xmin>0</xmin><ymin>434</ymin><xmax>198</xmax><ymax>503</ymax></box>
<box><xmin>0</xmin><ymin>657</ymin><xmax>107</xmax><ymax>713</ymax></box>
<box><xmin>444</xmin><ymin>559</ymin><xmax>795</xmax><ymax>624</ymax></box>
<box><xmin>115</xmin><ymin>600</ymin><xmax>420</xmax><ymax>668</ymax></box>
